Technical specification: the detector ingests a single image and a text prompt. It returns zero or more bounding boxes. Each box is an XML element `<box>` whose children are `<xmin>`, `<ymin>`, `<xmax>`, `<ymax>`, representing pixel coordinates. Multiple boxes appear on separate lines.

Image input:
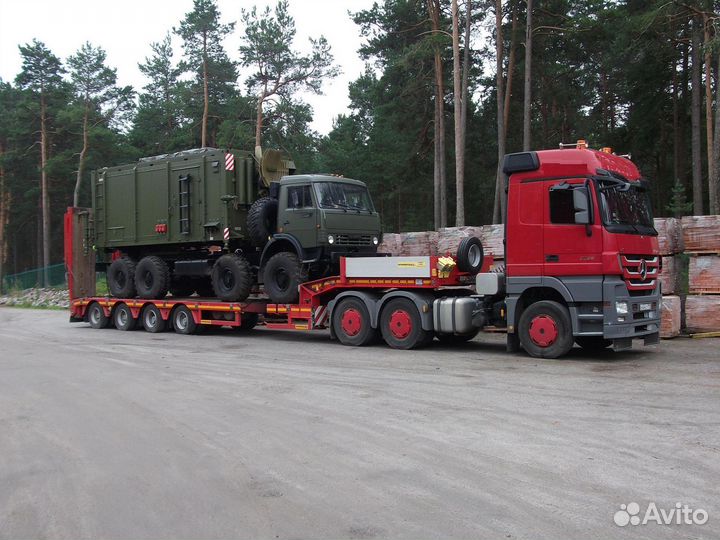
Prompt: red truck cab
<box><xmin>501</xmin><ymin>145</ymin><xmax>661</xmax><ymax>356</ymax></box>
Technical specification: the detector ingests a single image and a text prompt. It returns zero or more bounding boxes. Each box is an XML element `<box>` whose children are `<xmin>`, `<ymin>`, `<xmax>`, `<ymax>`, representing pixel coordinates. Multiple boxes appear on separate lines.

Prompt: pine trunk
<box><xmin>523</xmin><ymin>0</ymin><xmax>533</xmax><ymax>151</ymax></box>
<box><xmin>429</xmin><ymin>0</ymin><xmax>447</xmax><ymax>229</ymax></box>
<box><xmin>0</xmin><ymin>140</ymin><xmax>7</xmax><ymax>294</ymax></box>
<box><xmin>691</xmin><ymin>18</ymin><xmax>703</xmax><ymax>214</ymax></box>
<box><xmin>40</xmin><ymin>92</ymin><xmax>50</xmax><ymax>287</ymax></box>
<box><xmin>712</xmin><ymin>45</ymin><xmax>720</xmax><ymax>214</ymax></box>
<box><xmin>202</xmin><ymin>33</ymin><xmax>209</xmax><ymax>148</ymax></box>
<box><xmin>73</xmin><ymin>106</ymin><xmax>89</xmax><ymax>207</ymax></box>
<box><xmin>493</xmin><ymin>0</ymin><xmax>506</xmax><ymax>224</ymax></box>
<box><xmin>703</xmin><ymin>14</ymin><xmax>714</xmax><ymax>209</ymax></box>
<box><xmin>452</xmin><ymin>0</ymin><xmax>465</xmax><ymax>226</ymax></box>
<box><xmin>503</xmin><ymin>4</ymin><xmax>518</xmax><ymax>136</ymax></box>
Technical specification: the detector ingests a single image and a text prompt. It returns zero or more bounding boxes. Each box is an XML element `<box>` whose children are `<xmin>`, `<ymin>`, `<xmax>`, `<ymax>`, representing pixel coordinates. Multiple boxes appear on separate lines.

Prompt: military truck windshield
<box><xmin>598</xmin><ymin>181</ymin><xmax>656</xmax><ymax>236</ymax></box>
<box><xmin>315</xmin><ymin>182</ymin><xmax>375</xmax><ymax>212</ymax></box>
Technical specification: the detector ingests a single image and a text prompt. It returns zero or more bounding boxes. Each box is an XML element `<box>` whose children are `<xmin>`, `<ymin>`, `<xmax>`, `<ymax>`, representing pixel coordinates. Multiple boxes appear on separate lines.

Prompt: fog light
<box><xmin>372</xmin><ymin>236</ymin><xmax>379</xmax><ymax>245</ymax></box>
<box><xmin>615</xmin><ymin>301</ymin><xmax>628</xmax><ymax>315</ymax></box>
<box><xmin>328</xmin><ymin>234</ymin><xmax>335</xmax><ymax>244</ymax></box>
<box><xmin>618</xmin><ymin>316</ymin><xmax>626</xmax><ymax>322</ymax></box>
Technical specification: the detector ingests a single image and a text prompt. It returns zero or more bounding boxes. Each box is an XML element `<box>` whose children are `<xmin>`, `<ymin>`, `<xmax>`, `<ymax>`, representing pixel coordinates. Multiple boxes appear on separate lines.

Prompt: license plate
<box><xmin>639</xmin><ymin>302</ymin><xmax>652</xmax><ymax>311</ymax></box>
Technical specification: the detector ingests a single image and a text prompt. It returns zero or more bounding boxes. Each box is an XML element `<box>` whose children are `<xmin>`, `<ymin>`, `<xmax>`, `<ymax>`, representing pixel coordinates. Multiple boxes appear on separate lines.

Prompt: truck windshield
<box><xmin>598</xmin><ymin>181</ymin><xmax>656</xmax><ymax>235</ymax></box>
<box><xmin>314</xmin><ymin>182</ymin><xmax>375</xmax><ymax>212</ymax></box>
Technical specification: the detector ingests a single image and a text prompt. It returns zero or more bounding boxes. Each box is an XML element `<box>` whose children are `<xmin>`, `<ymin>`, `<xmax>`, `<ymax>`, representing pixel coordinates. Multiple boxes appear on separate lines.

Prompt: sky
<box><xmin>0</xmin><ymin>0</ymin><xmax>377</xmax><ymax>135</ymax></box>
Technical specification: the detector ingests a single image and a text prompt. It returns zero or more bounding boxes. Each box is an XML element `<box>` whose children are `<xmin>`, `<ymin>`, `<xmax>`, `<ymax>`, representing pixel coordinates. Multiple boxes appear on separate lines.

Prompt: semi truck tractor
<box><xmin>91</xmin><ymin>148</ymin><xmax>382</xmax><ymax>304</ymax></box>
<box><xmin>68</xmin><ymin>143</ymin><xmax>661</xmax><ymax>359</ymax></box>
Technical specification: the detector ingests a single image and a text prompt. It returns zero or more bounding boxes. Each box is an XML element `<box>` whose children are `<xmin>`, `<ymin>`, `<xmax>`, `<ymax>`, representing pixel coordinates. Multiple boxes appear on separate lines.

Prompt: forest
<box><xmin>1</xmin><ymin>0</ymin><xmax>719</xmax><ymax>289</ymax></box>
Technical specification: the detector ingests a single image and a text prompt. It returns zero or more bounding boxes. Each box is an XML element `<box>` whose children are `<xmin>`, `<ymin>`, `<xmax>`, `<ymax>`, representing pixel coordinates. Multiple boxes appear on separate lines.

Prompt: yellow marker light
<box><xmin>576</xmin><ymin>139</ymin><xmax>588</xmax><ymax>149</ymax></box>
<box><xmin>601</xmin><ymin>147</ymin><xmax>613</xmax><ymax>154</ymax></box>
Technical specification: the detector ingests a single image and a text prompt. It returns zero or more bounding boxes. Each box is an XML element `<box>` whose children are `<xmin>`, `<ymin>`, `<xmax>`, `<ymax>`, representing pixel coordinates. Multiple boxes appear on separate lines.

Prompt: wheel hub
<box><xmin>389</xmin><ymin>309</ymin><xmax>412</xmax><ymax>339</ymax></box>
<box><xmin>341</xmin><ymin>308</ymin><xmax>362</xmax><ymax>336</ymax></box>
<box><xmin>528</xmin><ymin>315</ymin><xmax>558</xmax><ymax>347</ymax></box>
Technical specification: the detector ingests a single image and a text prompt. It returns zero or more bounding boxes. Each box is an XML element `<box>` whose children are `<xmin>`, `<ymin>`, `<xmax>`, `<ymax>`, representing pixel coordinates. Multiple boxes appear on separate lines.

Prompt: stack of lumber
<box><xmin>654</xmin><ymin>217</ymin><xmax>682</xmax><ymax>296</ymax></box>
<box><xmin>436</xmin><ymin>226</ymin><xmax>483</xmax><ymax>255</ymax></box>
<box><xmin>399</xmin><ymin>231</ymin><xmax>438</xmax><ymax>256</ymax></box>
<box><xmin>660</xmin><ymin>295</ymin><xmax>682</xmax><ymax>338</ymax></box>
<box><xmin>682</xmin><ymin>215</ymin><xmax>720</xmax><ymax>334</ymax></box>
<box><xmin>479</xmin><ymin>224</ymin><xmax>505</xmax><ymax>260</ymax></box>
<box><xmin>378</xmin><ymin>233</ymin><xmax>402</xmax><ymax>256</ymax></box>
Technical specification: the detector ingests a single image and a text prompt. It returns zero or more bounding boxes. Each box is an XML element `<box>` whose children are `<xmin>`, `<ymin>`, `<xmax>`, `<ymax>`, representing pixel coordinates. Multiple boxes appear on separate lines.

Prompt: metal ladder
<box><xmin>178</xmin><ymin>174</ymin><xmax>191</xmax><ymax>235</ymax></box>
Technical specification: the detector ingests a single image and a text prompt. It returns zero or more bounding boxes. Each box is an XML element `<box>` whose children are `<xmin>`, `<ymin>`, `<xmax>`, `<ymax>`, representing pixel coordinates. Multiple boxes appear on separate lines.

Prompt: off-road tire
<box><xmin>247</xmin><ymin>197</ymin><xmax>278</xmax><ymax>246</ymax></box>
<box><xmin>135</xmin><ymin>256</ymin><xmax>170</xmax><ymax>299</ymax></box>
<box><xmin>107</xmin><ymin>257</ymin><xmax>137</xmax><ymax>298</ymax></box>
<box><xmin>211</xmin><ymin>254</ymin><xmax>252</xmax><ymax>301</ymax></box>
<box><xmin>263</xmin><ymin>251</ymin><xmax>308</xmax><ymax>304</ymax></box>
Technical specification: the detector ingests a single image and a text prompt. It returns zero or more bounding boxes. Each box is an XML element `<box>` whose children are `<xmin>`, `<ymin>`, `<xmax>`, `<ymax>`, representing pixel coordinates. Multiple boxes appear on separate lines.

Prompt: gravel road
<box><xmin>0</xmin><ymin>308</ymin><xmax>718</xmax><ymax>539</ymax></box>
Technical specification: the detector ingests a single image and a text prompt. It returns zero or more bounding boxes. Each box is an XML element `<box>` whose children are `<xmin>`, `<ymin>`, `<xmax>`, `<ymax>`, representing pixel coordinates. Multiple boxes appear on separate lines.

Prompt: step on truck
<box><xmin>66</xmin><ymin>143</ymin><xmax>662</xmax><ymax>359</ymax></box>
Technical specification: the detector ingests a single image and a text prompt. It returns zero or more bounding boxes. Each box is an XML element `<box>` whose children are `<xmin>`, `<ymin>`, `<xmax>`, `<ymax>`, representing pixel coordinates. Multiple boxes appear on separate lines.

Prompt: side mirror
<box><xmin>573</xmin><ymin>187</ymin><xmax>591</xmax><ymax>225</ymax></box>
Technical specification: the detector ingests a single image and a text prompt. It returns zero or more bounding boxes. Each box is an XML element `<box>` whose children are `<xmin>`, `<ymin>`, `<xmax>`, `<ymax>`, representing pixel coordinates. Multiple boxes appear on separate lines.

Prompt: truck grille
<box><xmin>335</xmin><ymin>234</ymin><xmax>373</xmax><ymax>246</ymax></box>
<box><xmin>621</xmin><ymin>255</ymin><xmax>659</xmax><ymax>292</ymax></box>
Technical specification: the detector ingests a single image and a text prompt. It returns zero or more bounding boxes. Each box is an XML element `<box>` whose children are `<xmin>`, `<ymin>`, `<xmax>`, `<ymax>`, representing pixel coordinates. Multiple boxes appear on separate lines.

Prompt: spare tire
<box><xmin>107</xmin><ymin>257</ymin><xmax>137</xmax><ymax>298</ymax></box>
<box><xmin>211</xmin><ymin>254</ymin><xmax>252</xmax><ymax>301</ymax></box>
<box><xmin>247</xmin><ymin>197</ymin><xmax>278</xmax><ymax>246</ymax></box>
<box><xmin>457</xmin><ymin>237</ymin><xmax>484</xmax><ymax>274</ymax></box>
<box><xmin>263</xmin><ymin>251</ymin><xmax>308</xmax><ymax>304</ymax></box>
<box><xmin>135</xmin><ymin>256</ymin><xmax>170</xmax><ymax>299</ymax></box>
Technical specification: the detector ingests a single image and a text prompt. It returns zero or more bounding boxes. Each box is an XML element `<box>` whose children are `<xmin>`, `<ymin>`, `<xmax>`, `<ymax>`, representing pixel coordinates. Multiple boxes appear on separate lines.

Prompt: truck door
<box><xmin>542</xmin><ymin>179</ymin><xmax>603</xmax><ymax>276</ymax></box>
<box><xmin>280</xmin><ymin>184</ymin><xmax>317</xmax><ymax>248</ymax></box>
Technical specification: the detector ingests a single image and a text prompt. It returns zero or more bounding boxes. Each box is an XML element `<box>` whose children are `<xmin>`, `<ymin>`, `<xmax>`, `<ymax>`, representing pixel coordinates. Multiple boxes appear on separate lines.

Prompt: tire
<box><xmin>456</xmin><ymin>237</ymin><xmax>484</xmax><ymax>274</ymax></box>
<box><xmin>380</xmin><ymin>297</ymin><xmax>431</xmax><ymax>350</ymax></box>
<box><xmin>169</xmin><ymin>277</ymin><xmax>195</xmax><ymax>297</ymax></box>
<box><xmin>135</xmin><ymin>256</ymin><xmax>170</xmax><ymax>299</ymax></box>
<box><xmin>247</xmin><ymin>197</ymin><xmax>278</xmax><ymax>246</ymax></box>
<box><xmin>141</xmin><ymin>304</ymin><xmax>167</xmax><ymax>333</ymax></box>
<box><xmin>518</xmin><ymin>300</ymin><xmax>574</xmax><ymax>359</ymax></box>
<box><xmin>211</xmin><ymin>254</ymin><xmax>252</xmax><ymax>301</ymax></box>
<box><xmin>172</xmin><ymin>305</ymin><xmax>197</xmax><ymax>335</ymax></box>
<box><xmin>234</xmin><ymin>312</ymin><xmax>260</xmax><ymax>331</ymax></box>
<box><xmin>107</xmin><ymin>257</ymin><xmax>137</xmax><ymax>298</ymax></box>
<box><xmin>87</xmin><ymin>302</ymin><xmax>110</xmax><ymax>329</ymax></box>
<box><xmin>575</xmin><ymin>336</ymin><xmax>612</xmax><ymax>350</ymax></box>
<box><xmin>332</xmin><ymin>297</ymin><xmax>378</xmax><ymax>346</ymax></box>
<box><xmin>436</xmin><ymin>328</ymin><xmax>480</xmax><ymax>344</ymax></box>
<box><xmin>113</xmin><ymin>303</ymin><xmax>137</xmax><ymax>331</ymax></box>
<box><xmin>263</xmin><ymin>251</ymin><xmax>308</xmax><ymax>304</ymax></box>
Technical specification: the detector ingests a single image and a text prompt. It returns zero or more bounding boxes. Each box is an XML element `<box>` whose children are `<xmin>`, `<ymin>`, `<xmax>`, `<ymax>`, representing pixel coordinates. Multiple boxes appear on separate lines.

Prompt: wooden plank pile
<box><xmin>654</xmin><ymin>218</ymin><xmax>682</xmax><ymax>297</ymax></box>
<box><xmin>682</xmin><ymin>215</ymin><xmax>720</xmax><ymax>333</ymax></box>
<box><xmin>436</xmin><ymin>226</ymin><xmax>483</xmax><ymax>255</ymax></box>
<box><xmin>660</xmin><ymin>295</ymin><xmax>682</xmax><ymax>338</ymax></box>
<box><xmin>377</xmin><ymin>233</ymin><xmax>402</xmax><ymax>256</ymax></box>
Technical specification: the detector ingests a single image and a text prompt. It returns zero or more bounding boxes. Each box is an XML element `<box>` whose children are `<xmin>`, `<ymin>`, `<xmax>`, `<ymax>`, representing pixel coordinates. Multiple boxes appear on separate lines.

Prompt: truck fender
<box><xmin>327</xmin><ymin>291</ymin><xmax>383</xmax><ymax>331</ymax></box>
<box><xmin>376</xmin><ymin>290</ymin><xmax>436</xmax><ymax>332</ymax></box>
<box><xmin>505</xmin><ymin>276</ymin><xmax>580</xmax><ymax>335</ymax></box>
<box><xmin>258</xmin><ymin>233</ymin><xmax>305</xmax><ymax>270</ymax></box>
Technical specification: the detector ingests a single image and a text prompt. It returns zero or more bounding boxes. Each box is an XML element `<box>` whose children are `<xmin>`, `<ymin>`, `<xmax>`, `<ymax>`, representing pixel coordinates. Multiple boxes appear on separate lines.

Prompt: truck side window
<box><xmin>288</xmin><ymin>185</ymin><xmax>313</xmax><ymax>209</ymax></box>
<box><xmin>549</xmin><ymin>188</ymin><xmax>576</xmax><ymax>224</ymax></box>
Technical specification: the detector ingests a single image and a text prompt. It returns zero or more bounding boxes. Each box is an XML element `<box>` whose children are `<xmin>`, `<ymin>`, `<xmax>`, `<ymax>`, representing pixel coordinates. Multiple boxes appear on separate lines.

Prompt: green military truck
<box><xmin>92</xmin><ymin>148</ymin><xmax>382</xmax><ymax>304</ymax></box>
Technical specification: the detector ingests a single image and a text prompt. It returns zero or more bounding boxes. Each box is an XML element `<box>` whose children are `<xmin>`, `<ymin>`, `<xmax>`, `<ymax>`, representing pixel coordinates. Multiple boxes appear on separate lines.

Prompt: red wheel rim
<box><xmin>528</xmin><ymin>315</ymin><xmax>558</xmax><ymax>347</ymax></box>
<box><xmin>389</xmin><ymin>309</ymin><xmax>412</xmax><ymax>339</ymax></box>
<box><xmin>341</xmin><ymin>308</ymin><xmax>362</xmax><ymax>336</ymax></box>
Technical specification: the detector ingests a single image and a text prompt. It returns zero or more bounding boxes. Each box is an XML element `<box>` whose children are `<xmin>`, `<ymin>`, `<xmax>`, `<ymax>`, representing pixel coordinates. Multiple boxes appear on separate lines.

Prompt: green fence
<box><xmin>2</xmin><ymin>263</ymin><xmax>67</xmax><ymax>291</ymax></box>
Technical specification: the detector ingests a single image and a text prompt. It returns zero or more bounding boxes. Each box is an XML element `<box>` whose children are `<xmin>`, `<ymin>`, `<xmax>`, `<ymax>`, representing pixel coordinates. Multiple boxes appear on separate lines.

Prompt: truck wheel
<box><xmin>141</xmin><ymin>304</ymin><xmax>167</xmax><ymax>333</ymax></box>
<box><xmin>263</xmin><ymin>252</ymin><xmax>308</xmax><ymax>304</ymax></box>
<box><xmin>234</xmin><ymin>312</ymin><xmax>260</xmax><ymax>331</ymax></box>
<box><xmin>247</xmin><ymin>197</ymin><xmax>278</xmax><ymax>246</ymax></box>
<box><xmin>518</xmin><ymin>300</ymin><xmax>574</xmax><ymax>359</ymax></box>
<box><xmin>169</xmin><ymin>277</ymin><xmax>195</xmax><ymax>297</ymax></box>
<box><xmin>87</xmin><ymin>302</ymin><xmax>110</xmax><ymax>329</ymax></box>
<box><xmin>575</xmin><ymin>336</ymin><xmax>612</xmax><ymax>350</ymax></box>
<box><xmin>436</xmin><ymin>328</ymin><xmax>480</xmax><ymax>344</ymax></box>
<box><xmin>135</xmin><ymin>256</ymin><xmax>170</xmax><ymax>299</ymax></box>
<box><xmin>380</xmin><ymin>297</ymin><xmax>431</xmax><ymax>350</ymax></box>
<box><xmin>172</xmin><ymin>305</ymin><xmax>197</xmax><ymax>335</ymax></box>
<box><xmin>456</xmin><ymin>237</ymin><xmax>484</xmax><ymax>274</ymax></box>
<box><xmin>107</xmin><ymin>257</ymin><xmax>137</xmax><ymax>298</ymax></box>
<box><xmin>113</xmin><ymin>303</ymin><xmax>137</xmax><ymax>331</ymax></box>
<box><xmin>211</xmin><ymin>254</ymin><xmax>252</xmax><ymax>301</ymax></box>
<box><xmin>333</xmin><ymin>297</ymin><xmax>378</xmax><ymax>346</ymax></box>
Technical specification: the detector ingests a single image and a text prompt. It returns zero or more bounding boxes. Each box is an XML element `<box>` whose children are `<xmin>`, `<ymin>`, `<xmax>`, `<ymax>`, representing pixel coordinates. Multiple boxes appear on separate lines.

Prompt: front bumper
<box><xmin>603</xmin><ymin>277</ymin><xmax>661</xmax><ymax>348</ymax></box>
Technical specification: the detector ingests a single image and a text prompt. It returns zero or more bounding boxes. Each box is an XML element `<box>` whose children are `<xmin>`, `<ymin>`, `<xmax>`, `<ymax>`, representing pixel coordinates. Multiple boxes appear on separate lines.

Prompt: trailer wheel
<box><xmin>456</xmin><ymin>237</ymin><xmax>484</xmax><ymax>274</ymax></box>
<box><xmin>169</xmin><ymin>277</ymin><xmax>195</xmax><ymax>297</ymax></box>
<box><xmin>436</xmin><ymin>328</ymin><xmax>480</xmax><ymax>344</ymax></box>
<box><xmin>107</xmin><ymin>257</ymin><xmax>137</xmax><ymax>298</ymax></box>
<box><xmin>135</xmin><ymin>256</ymin><xmax>170</xmax><ymax>299</ymax></box>
<box><xmin>263</xmin><ymin>251</ymin><xmax>308</xmax><ymax>304</ymax></box>
<box><xmin>380</xmin><ymin>297</ymin><xmax>431</xmax><ymax>350</ymax></box>
<box><xmin>172</xmin><ymin>305</ymin><xmax>197</xmax><ymax>335</ymax></box>
<box><xmin>518</xmin><ymin>301</ymin><xmax>574</xmax><ymax>359</ymax></box>
<box><xmin>333</xmin><ymin>297</ymin><xmax>378</xmax><ymax>346</ymax></box>
<box><xmin>575</xmin><ymin>336</ymin><xmax>612</xmax><ymax>351</ymax></box>
<box><xmin>141</xmin><ymin>304</ymin><xmax>167</xmax><ymax>333</ymax></box>
<box><xmin>247</xmin><ymin>197</ymin><xmax>278</xmax><ymax>246</ymax></box>
<box><xmin>87</xmin><ymin>302</ymin><xmax>110</xmax><ymax>329</ymax></box>
<box><xmin>234</xmin><ymin>312</ymin><xmax>259</xmax><ymax>331</ymax></box>
<box><xmin>113</xmin><ymin>303</ymin><xmax>137</xmax><ymax>331</ymax></box>
<box><xmin>211</xmin><ymin>254</ymin><xmax>252</xmax><ymax>301</ymax></box>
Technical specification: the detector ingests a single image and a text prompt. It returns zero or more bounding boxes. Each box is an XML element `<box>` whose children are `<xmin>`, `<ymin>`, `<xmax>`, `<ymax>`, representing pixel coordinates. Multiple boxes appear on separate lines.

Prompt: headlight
<box><xmin>327</xmin><ymin>234</ymin><xmax>335</xmax><ymax>244</ymax></box>
<box><xmin>615</xmin><ymin>301</ymin><xmax>628</xmax><ymax>315</ymax></box>
<box><xmin>372</xmin><ymin>236</ymin><xmax>379</xmax><ymax>245</ymax></box>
